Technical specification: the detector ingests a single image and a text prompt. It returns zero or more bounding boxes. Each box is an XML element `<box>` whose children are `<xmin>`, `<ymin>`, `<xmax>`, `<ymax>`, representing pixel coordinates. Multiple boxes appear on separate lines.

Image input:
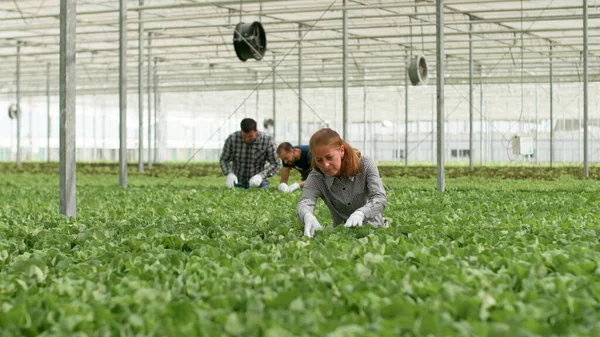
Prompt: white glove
<box><xmin>226</xmin><ymin>172</ymin><xmax>238</xmax><ymax>189</ymax></box>
<box><xmin>249</xmin><ymin>174</ymin><xmax>263</xmax><ymax>188</ymax></box>
<box><xmin>278</xmin><ymin>183</ymin><xmax>289</xmax><ymax>192</ymax></box>
<box><xmin>287</xmin><ymin>182</ymin><xmax>300</xmax><ymax>193</ymax></box>
<box><xmin>344</xmin><ymin>211</ymin><xmax>365</xmax><ymax>228</ymax></box>
<box><xmin>303</xmin><ymin>213</ymin><xmax>322</xmax><ymax>238</ymax></box>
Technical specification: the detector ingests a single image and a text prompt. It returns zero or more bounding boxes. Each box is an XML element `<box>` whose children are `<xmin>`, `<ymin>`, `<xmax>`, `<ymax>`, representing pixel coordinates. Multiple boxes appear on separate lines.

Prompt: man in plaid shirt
<box><xmin>219</xmin><ymin>118</ymin><xmax>280</xmax><ymax>189</ymax></box>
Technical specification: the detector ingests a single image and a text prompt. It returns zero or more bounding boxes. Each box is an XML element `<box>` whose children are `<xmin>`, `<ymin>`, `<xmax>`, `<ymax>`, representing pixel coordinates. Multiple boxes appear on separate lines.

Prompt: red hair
<box><xmin>309</xmin><ymin>128</ymin><xmax>361</xmax><ymax>176</ymax></box>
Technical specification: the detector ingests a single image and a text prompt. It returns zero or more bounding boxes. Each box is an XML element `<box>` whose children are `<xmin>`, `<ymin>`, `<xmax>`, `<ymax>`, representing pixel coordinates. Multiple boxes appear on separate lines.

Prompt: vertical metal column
<box><xmin>148</xmin><ymin>32</ymin><xmax>153</xmax><ymax>168</ymax></box>
<box><xmin>158</xmin><ymin>75</ymin><xmax>163</xmax><ymax>161</ymax></box>
<box><xmin>28</xmin><ymin>98</ymin><xmax>32</xmax><ymax>161</ymax></box>
<box><xmin>396</xmin><ymin>88</ymin><xmax>400</xmax><ymax>160</ymax></box>
<box><xmin>363</xmin><ymin>68</ymin><xmax>367</xmax><ymax>153</ymax></box>
<box><xmin>469</xmin><ymin>19</ymin><xmax>474</xmax><ymax>170</ymax></box>
<box><xmin>119</xmin><ymin>0</ymin><xmax>128</xmax><ymax>188</ymax></box>
<box><xmin>535</xmin><ymin>83</ymin><xmax>539</xmax><ymax>166</ymax></box>
<box><xmin>101</xmin><ymin>100</ymin><xmax>106</xmax><ymax>159</ymax></box>
<box><xmin>549</xmin><ymin>44</ymin><xmax>554</xmax><ymax>167</ymax></box>
<box><xmin>342</xmin><ymin>0</ymin><xmax>348</xmax><ymax>139</ymax></box>
<box><xmin>562</xmin><ymin>107</ymin><xmax>565</xmax><ymax>163</ymax></box>
<box><xmin>59</xmin><ymin>0</ymin><xmax>76</xmax><ymax>218</ymax></box>
<box><xmin>436</xmin><ymin>0</ymin><xmax>445</xmax><ymax>192</ymax></box>
<box><xmin>298</xmin><ymin>25</ymin><xmax>302</xmax><ymax>145</ymax></box>
<box><xmin>583</xmin><ymin>0</ymin><xmax>589</xmax><ymax>177</ymax></box>
<box><xmin>153</xmin><ymin>59</ymin><xmax>158</xmax><ymax>163</ymax></box>
<box><xmin>404</xmin><ymin>48</ymin><xmax>409</xmax><ymax>167</ymax></box>
<box><xmin>578</xmin><ymin>96</ymin><xmax>582</xmax><ymax>162</ymax></box>
<box><xmin>47</xmin><ymin>62</ymin><xmax>51</xmax><ymax>162</ymax></box>
<box><xmin>137</xmin><ymin>0</ymin><xmax>144</xmax><ymax>172</ymax></box>
<box><xmin>93</xmin><ymin>97</ymin><xmax>97</xmax><ymax>161</ymax></box>
<box><xmin>16</xmin><ymin>41</ymin><xmax>22</xmax><ymax>167</ymax></box>
<box><xmin>272</xmin><ymin>53</ymin><xmax>276</xmax><ymax>140</ymax></box>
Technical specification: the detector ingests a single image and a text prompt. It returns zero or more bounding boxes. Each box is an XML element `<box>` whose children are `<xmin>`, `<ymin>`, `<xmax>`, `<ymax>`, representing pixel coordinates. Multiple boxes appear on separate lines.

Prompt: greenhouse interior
<box><xmin>1</xmin><ymin>1</ymin><xmax>600</xmax><ymax>336</ymax></box>
<box><xmin>2</xmin><ymin>0</ymin><xmax>599</xmax><ymax>165</ymax></box>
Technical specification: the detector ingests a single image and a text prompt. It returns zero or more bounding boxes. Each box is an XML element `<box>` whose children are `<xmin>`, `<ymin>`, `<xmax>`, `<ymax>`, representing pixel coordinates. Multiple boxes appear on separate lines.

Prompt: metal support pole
<box><xmin>431</xmin><ymin>92</ymin><xmax>435</xmax><ymax>164</ymax></box>
<box><xmin>436</xmin><ymin>0</ymin><xmax>445</xmax><ymax>192</ymax></box>
<box><xmin>16</xmin><ymin>41</ymin><xmax>21</xmax><ymax>167</ymax></box>
<box><xmin>583</xmin><ymin>0</ymin><xmax>589</xmax><ymax>177</ymax></box>
<box><xmin>549</xmin><ymin>44</ymin><xmax>554</xmax><ymax>168</ymax></box>
<box><xmin>59</xmin><ymin>0</ymin><xmax>76</xmax><ymax>218</ymax></box>
<box><xmin>469</xmin><ymin>19</ymin><xmax>474</xmax><ymax>170</ymax></box>
<box><xmin>102</xmin><ymin>100</ymin><xmax>106</xmax><ymax>160</ymax></box>
<box><xmin>82</xmin><ymin>97</ymin><xmax>86</xmax><ymax>161</ymax></box>
<box><xmin>396</xmin><ymin>88</ymin><xmax>400</xmax><ymax>161</ymax></box>
<box><xmin>137</xmin><ymin>0</ymin><xmax>144</xmax><ymax>173</ymax></box>
<box><xmin>405</xmin><ymin>48</ymin><xmax>409</xmax><ymax>167</ymax></box>
<box><xmin>562</xmin><ymin>107</ymin><xmax>565</xmax><ymax>163</ymax></box>
<box><xmin>153</xmin><ymin>59</ymin><xmax>158</xmax><ymax>163</ymax></box>
<box><xmin>272</xmin><ymin>53</ymin><xmax>277</xmax><ymax>140</ymax></box>
<box><xmin>93</xmin><ymin>97</ymin><xmax>97</xmax><ymax>161</ymax></box>
<box><xmin>28</xmin><ymin>98</ymin><xmax>32</xmax><ymax>161</ymax></box>
<box><xmin>158</xmin><ymin>75</ymin><xmax>163</xmax><ymax>160</ymax></box>
<box><xmin>579</xmin><ymin>96</ymin><xmax>582</xmax><ymax>163</ymax></box>
<box><xmin>298</xmin><ymin>25</ymin><xmax>303</xmax><ymax>145</ymax></box>
<box><xmin>47</xmin><ymin>62</ymin><xmax>51</xmax><ymax>162</ymax></box>
<box><xmin>342</xmin><ymin>0</ymin><xmax>348</xmax><ymax>139</ymax></box>
<box><xmin>363</xmin><ymin>68</ymin><xmax>367</xmax><ymax>153</ymax></box>
<box><xmin>119</xmin><ymin>0</ymin><xmax>128</xmax><ymax>188</ymax></box>
<box><xmin>535</xmin><ymin>83</ymin><xmax>539</xmax><ymax>166</ymax></box>
<box><xmin>148</xmin><ymin>32</ymin><xmax>153</xmax><ymax>168</ymax></box>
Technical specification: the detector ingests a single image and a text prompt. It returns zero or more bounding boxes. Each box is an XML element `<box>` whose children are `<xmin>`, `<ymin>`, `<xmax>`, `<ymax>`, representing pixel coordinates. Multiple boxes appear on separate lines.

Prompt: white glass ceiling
<box><xmin>0</xmin><ymin>0</ymin><xmax>598</xmax><ymax>95</ymax></box>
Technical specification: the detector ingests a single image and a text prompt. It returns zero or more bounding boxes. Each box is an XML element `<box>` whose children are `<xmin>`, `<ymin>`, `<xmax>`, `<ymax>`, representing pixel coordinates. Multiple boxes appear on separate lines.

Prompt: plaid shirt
<box><xmin>296</xmin><ymin>155</ymin><xmax>387</xmax><ymax>227</ymax></box>
<box><xmin>219</xmin><ymin>131</ymin><xmax>280</xmax><ymax>184</ymax></box>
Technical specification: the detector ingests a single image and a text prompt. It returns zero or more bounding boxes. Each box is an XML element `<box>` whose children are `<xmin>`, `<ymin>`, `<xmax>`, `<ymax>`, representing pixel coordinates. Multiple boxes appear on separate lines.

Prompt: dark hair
<box><xmin>277</xmin><ymin>142</ymin><xmax>294</xmax><ymax>154</ymax></box>
<box><xmin>240</xmin><ymin>118</ymin><xmax>257</xmax><ymax>132</ymax></box>
<box><xmin>309</xmin><ymin>128</ymin><xmax>361</xmax><ymax>176</ymax></box>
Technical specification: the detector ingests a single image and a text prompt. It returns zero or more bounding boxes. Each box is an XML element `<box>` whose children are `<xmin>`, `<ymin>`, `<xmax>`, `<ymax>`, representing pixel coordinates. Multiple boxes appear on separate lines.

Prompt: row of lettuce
<box><xmin>1</xmin><ymin>162</ymin><xmax>599</xmax><ymax>180</ymax></box>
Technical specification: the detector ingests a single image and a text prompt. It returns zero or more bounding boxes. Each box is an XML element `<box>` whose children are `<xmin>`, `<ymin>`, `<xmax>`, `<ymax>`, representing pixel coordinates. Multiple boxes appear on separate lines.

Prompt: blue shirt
<box><xmin>283</xmin><ymin>145</ymin><xmax>312</xmax><ymax>171</ymax></box>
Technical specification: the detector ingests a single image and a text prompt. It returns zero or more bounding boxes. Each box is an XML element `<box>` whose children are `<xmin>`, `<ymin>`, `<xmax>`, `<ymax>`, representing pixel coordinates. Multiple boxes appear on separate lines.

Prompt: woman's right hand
<box><xmin>303</xmin><ymin>213</ymin><xmax>322</xmax><ymax>238</ymax></box>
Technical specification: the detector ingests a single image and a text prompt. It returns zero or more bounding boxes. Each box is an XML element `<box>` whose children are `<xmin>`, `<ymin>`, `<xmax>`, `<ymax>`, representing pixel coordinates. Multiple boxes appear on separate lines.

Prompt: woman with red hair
<box><xmin>296</xmin><ymin>128</ymin><xmax>388</xmax><ymax>238</ymax></box>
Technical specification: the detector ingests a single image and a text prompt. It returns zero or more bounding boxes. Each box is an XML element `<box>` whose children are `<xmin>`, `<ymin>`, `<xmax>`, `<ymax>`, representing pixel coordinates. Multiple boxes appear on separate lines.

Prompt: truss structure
<box><xmin>0</xmin><ymin>0</ymin><xmax>597</xmax><ymax>96</ymax></box>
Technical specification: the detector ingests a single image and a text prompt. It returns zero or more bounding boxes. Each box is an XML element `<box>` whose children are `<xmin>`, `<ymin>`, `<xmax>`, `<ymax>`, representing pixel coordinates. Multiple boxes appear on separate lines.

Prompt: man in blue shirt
<box><xmin>276</xmin><ymin>142</ymin><xmax>312</xmax><ymax>193</ymax></box>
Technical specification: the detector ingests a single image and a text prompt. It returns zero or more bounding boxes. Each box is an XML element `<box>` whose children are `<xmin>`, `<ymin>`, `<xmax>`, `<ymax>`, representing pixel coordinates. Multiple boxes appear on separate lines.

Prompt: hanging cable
<box><xmin>12</xmin><ymin>0</ymin><xmax>29</xmax><ymax>24</ymax></box>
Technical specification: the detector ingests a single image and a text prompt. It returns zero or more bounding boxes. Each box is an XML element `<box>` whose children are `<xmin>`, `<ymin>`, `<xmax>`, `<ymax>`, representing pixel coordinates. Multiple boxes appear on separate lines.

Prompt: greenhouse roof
<box><xmin>0</xmin><ymin>0</ymin><xmax>598</xmax><ymax>95</ymax></box>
